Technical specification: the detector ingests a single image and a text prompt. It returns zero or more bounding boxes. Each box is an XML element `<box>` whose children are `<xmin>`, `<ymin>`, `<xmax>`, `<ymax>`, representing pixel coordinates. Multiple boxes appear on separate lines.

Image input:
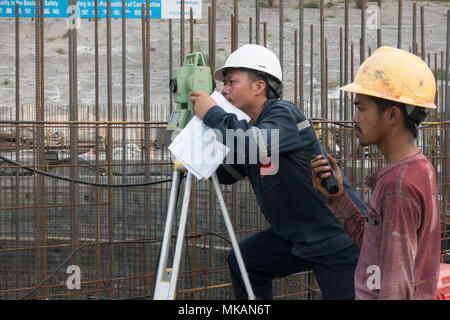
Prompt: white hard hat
<box><xmin>214</xmin><ymin>44</ymin><xmax>283</xmax><ymax>84</ymax></box>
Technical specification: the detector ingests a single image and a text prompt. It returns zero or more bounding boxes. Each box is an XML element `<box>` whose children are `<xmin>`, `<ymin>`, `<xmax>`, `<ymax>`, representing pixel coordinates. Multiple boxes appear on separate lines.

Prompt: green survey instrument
<box><xmin>167</xmin><ymin>52</ymin><xmax>214</xmax><ymax>131</ymax></box>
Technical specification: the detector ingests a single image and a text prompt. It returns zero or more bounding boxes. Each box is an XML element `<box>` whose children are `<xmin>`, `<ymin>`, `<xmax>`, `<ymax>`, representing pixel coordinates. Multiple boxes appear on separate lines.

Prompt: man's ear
<box><xmin>253</xmin><ymin>80</ymin><xmax>267</xmax><ymax>96</ymax></box>
<box><xmin>386</xmin><ymin>106</ymin><xmax>402</xmax><ymax>125</ymax></box>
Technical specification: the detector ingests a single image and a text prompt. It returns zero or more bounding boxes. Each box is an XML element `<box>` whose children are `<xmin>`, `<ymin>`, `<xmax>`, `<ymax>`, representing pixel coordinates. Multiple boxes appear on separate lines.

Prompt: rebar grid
<box><xmin>0</xmin><ymin>0</ymin><xmax>449</xmax><ymax>300</ymax></box>
<box><xmin>0</xmin><ymin>117</ymin><xmax>448</xmax><ymax>300</ymax></box>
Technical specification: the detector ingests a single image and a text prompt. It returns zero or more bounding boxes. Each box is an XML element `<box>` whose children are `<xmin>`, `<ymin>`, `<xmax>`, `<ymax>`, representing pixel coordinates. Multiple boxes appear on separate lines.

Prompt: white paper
<box><xmin>168</xmin><ymin>91</ymin><xmax>250</xmax><ymax>179</ymax></box>
<box><xmin>210</xmin><ymin>91</ymin><xmax>250</xmax><ymax>122</ymax></box>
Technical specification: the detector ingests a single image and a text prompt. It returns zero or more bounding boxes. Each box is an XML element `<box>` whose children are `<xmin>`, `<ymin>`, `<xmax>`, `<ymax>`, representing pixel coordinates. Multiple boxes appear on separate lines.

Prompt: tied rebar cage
<box><xmin>0</xmin><ymin>0</ymin><xmax>449</xmax><ymax>300</ymax></box>
<box><xmin>0</xmin><ymin>108</ymin><xmax>319</xmax><ymax>300</ymax></box>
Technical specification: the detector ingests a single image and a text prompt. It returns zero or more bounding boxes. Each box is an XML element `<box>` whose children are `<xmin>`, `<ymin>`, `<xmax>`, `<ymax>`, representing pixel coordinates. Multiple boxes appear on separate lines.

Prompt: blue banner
<box><xmin>0</xmin><ymin>0</ymin><xmax>162</xmax><ymax>19</ymax></box>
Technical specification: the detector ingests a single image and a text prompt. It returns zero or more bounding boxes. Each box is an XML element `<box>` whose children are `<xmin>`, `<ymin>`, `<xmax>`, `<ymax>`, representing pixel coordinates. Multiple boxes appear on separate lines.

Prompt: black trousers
<box><xmin>228</xmin><ymin>228</ymin><xmax>360</xmax><ymax>300</ymax></box>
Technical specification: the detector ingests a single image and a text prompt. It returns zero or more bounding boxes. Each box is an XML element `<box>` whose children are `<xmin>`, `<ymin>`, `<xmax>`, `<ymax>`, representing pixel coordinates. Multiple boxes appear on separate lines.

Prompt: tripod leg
<box><xmin>211</xmin><ymin>173</ymin><xmax>256</xmax><ymax>300</ymax></box>
<box><xmin>168</xmin><ymin>171</ymin><xmax>194</xmax><ymax>299</ymax></box>
<box><xmin>154</xmin><ymin>170</ymin><xmax>181</xmax><ymax>299</ymax></box>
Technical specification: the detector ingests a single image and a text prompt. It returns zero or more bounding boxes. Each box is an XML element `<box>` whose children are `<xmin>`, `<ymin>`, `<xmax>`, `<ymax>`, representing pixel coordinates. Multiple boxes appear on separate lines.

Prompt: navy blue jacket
<box><xmin>203</xmin><ymin>98</ymin><xmax>366</xmax><ymax>258</ymax></box>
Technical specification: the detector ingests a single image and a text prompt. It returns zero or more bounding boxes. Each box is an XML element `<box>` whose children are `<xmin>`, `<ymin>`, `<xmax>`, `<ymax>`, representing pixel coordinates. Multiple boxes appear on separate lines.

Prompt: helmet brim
<box><xmin>213</xmin><ymin>66</ymin><xmax>227</xmax><ymax>82</ymax></box>
<box><xmin>340</xmin><ymin>82</ymin><xmax>437</xmax><ymax>109</ymax></box>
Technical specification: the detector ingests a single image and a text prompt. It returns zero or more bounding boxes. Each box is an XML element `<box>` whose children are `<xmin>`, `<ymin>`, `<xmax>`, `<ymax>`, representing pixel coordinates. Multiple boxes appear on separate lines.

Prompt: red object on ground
<box><xmin>436</xmin><ymin>263</ymin><xmax>450</xmax><ymax>300</ymax></box>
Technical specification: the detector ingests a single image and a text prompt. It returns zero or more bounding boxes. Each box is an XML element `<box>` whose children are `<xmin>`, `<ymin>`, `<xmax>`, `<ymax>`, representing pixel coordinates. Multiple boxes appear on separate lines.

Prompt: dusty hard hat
<box><xmin>214</xmin><ymin>44</ymin><xmax>283</xmax><ymax>84</ymax></box>
<box><xmin>340</xmin><ymin>46</ymin><xmax>436</xmax><ymax>109</ymax></box>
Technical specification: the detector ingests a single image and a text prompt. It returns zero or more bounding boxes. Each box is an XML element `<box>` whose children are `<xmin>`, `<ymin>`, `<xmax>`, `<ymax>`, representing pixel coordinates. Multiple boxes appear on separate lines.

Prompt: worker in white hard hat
<box><xmin>311</xmin><ymin>46</ymin><xmax>441</xmax><ymax>299</ymax></box>
<box><xmin>190</xmin><ymin>44</ymin><xmax>366</xmax><ymax>300</ymax></box>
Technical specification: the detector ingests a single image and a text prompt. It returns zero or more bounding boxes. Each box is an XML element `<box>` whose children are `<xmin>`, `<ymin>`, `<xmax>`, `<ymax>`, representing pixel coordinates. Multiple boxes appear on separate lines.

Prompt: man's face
<box><xmin>353</xmin><ymin>94</ymin><xmax>389</xmax><ymax>146</ymax></box>
<box><xmin>221</xmin><ymin>69</ymin><xmax>259</xmax><ymax>112</ymax></box>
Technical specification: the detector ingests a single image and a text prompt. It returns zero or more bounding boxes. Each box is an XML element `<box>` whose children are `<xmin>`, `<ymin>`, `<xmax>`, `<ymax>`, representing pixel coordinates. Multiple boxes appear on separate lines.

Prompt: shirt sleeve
<box><xmin>326</xmin><ymin>191</ymin><xmax>366</xmax><ymax>248</ymax></box>
<box><xmin>377</xmin><ymin>193</ymin><xmax>420</xmax><ymax>300</ymax></box>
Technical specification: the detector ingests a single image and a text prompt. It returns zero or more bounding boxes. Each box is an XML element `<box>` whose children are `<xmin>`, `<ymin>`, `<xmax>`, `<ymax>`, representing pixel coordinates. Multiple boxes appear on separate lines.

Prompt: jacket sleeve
<box><xmin>202</xmin><ymin>104</ymin><xmax>304</xmax><ymax>165</ymax></box>
<box><xmin>215</xmin><ymin>163</ymin><xmax>247</xmax><ymax>185</ymax></box>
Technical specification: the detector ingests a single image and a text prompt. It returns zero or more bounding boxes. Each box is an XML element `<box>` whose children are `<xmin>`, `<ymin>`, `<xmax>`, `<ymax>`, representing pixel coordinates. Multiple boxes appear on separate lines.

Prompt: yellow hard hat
<box><xmin>340</xmin><ymin>46</ymin><xmax>436</xmax><ymax>109</ymax></box>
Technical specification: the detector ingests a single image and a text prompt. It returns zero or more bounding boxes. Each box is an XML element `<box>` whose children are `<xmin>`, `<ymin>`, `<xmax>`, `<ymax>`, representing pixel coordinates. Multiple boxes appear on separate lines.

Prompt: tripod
<box><xmin>153</xmin><ymin>163</ymin><xmax>255</xmax><ymax>300</ymax></box>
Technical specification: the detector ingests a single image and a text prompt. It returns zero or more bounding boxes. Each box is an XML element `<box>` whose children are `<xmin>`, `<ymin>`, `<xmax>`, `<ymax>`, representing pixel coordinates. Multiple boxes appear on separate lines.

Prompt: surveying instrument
<box><xmin>153</xmin><ymin>52</ymin><xmax>255</xmax><ymax>300</ymax></box>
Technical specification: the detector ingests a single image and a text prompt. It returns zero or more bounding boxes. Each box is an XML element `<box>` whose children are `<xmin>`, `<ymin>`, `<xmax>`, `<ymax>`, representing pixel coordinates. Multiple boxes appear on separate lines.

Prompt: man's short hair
<box><xmin>368</xmin><ymin>96</ymin><xmax>423</xmax><ymax>139</ymax></box>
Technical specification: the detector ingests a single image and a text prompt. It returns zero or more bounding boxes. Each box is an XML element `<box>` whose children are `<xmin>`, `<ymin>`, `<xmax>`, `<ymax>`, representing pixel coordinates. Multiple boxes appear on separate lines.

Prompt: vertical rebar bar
<box><xmin>231</xmin><ymin>14</ymin><xmax>235</xmax><ymax>52</ymax></box>
<box><xmin>279</xmin><ymin>0</ymin><xmax>284</xmax><ymax>78</ymax></box>
<box><xmin>351</xmin><ymin>41</ymin><xmax>355</xmax><ymax>118</ymax></box>
<box><xmin>33</xmin><ymin>0</ymin><xmax>42</xmax><ymax>297</ymax></box>
<box><xmin>320</xmin><ymin>0</ymin><xmax>325</xmax><ymax>117</ymax></box>
<box><xmin>339</xmin><ymin>27</ymin><xmax>343</xmax><ymax>120</ymax></box>
<box><xmin>377</xmin><ymin>0</ymin><xmax>381</xmax><ymax>47</ymax></box>
<box><xmin>351</xmin><ymin>40</ymin><xmax>356</xmax><ymax>185</ymax></box>
<box><xmin>434</xmin><ymin>52</ymin><xmax>438</xmax><ymax>122</ymax></box>
<box><xmin>294</xmin><ymin>28</ymin><xmax>298</xmax><ymax>106</ymax></box>
<box><xmin>255</xmin><ymin>0</ymin><xmax>260</xmax><ymax>45</ymax></box>
<box><xmin>441</xmin><ymin>51</ymin><xmax>444</xmax><ymax>114</ymax></box>
<box><xmin>121</xmin><ymin>0</ymin><xmax>129</xmax><ymax>285</ymax></box>
<box><xmin>169</xmin><ymin>19</ymin><xmax>173</xmax><ymax>112</ymax></box>
<box><xmin>398</xmin><ymin>0</ymin><xmax>402</xmax><ymax>49</ymax></box>
<box><xmin>249</xmin><ymin>17</ymin><xmax>252</xmax><ymax>44</ymax></box>
<box><xmin>70</xmin><ymin>1</ymin><xmax>80</xmax><ymax>291</ymax></box>
<box><xmin>234</xmin><ymin>0</ymin><xmax>239</xmax><ymax>50</ymax></box>
<box><xmin>190</xmin><ymin>7</ymin><xmax>194</xmax><ymax>53</ymax></box>
<box><xmin>94</xmin><ymin>0</ymin><xmax>101</xmax><ymax>301</ymax></box>
<box><xmin>299</xmin><ymin>0</ymin><xmax>304</xmax><ymax>110</ymax></box>
<box><xmin>67</xmin><ymin>0</ymin><xmax>73</xmax><ymax>271</ymax></box>
<box><xmin>181</xmin><ymin>0</ymin><xmax>185</xmax><ymax>65</ymax></box>
<box><xmin>413</xmin><ymin>2</ymin><xmax>417</xmax><ymax>55</ymax></box>
<box><xmin>211</xmin><ymin>0</ymin><xmax>216</xmax><ymax>73</ymax></box>
<box><xmin>106</xmin><ymin>0</ymin><xmax>113</xmax><ymax>298</ymax></box>
<box><xmin>310</xmin><ymin>24</ymin><xmax>314</xmax><ymax>118</ymax></box>
<box><xmin>447</xmin><ymin>10</ymin><xmax>449</xmax><ymax>119</ymax></box>
<box><xmin>144</xmin><ymin>0</ymin><xmax>152</xmax><ymax>284</ymax></box>
<box><xmin>325</xmin><ymin>38</ymin><xmax>328</xmax><ymax>122</ymax></box>
<box><xmin>421</xmin><ymin>6</ymin><xmax>425</xmax><ymax>60</ymax></box>
<box><xmin>208</xmin><ymin>8</ymin><xmax>211</xmax><ymax>68</ymax></box>
<box><xmin>344</xmin><ymin>0</ymin><xmax>349</xmax><ymax>120</ymax></box>
<box><xmin>360</xmin><ymin>0</ymin><xmax>366</xmax><ymax>64</ymax></box>
<box><xmin>140</xmin><ymin>3</ymin><xmax>150</xmax><ymax>292</ymax></box>
<box><xmin>445</xmin><ymin>10</ymin><xmax>449</xmax><ymax>225</ymax></box>
<box><xmin>14</xmin><ymin>2</ymin><xmax>20</xmax><ymax>299</ymax></box>
<box><xmin>39</xmin><ymin>0</ymin><xmax>47</xmax><ymax>297</ymax></box>
<box><xmin>263</xmin><ymin>21</ymin><xmax>267</xmax><ymax>48</ymax></box>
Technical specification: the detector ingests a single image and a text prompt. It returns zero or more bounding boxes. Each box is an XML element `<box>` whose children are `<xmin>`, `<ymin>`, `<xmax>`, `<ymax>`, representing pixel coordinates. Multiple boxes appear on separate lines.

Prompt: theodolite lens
<box><xmin>169</xmin><ymin>78</ymin><xmax>177</xmax><ymax>93</ymax></box>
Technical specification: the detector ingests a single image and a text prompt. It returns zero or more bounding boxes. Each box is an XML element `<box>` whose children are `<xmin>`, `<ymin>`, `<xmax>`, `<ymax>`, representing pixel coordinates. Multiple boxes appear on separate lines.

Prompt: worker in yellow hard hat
<box><xmin>311</xmin><ymin>46</ymin><xmax>441</xmax><ymax>299</ymax></box>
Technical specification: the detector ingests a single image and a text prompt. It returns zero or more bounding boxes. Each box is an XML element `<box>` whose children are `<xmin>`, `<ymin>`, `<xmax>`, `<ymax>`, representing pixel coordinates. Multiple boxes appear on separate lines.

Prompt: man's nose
<box><xmin>222</xmin><ymin>85</ymin><xmax>229</xmax><ymax>96</ymax></box>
